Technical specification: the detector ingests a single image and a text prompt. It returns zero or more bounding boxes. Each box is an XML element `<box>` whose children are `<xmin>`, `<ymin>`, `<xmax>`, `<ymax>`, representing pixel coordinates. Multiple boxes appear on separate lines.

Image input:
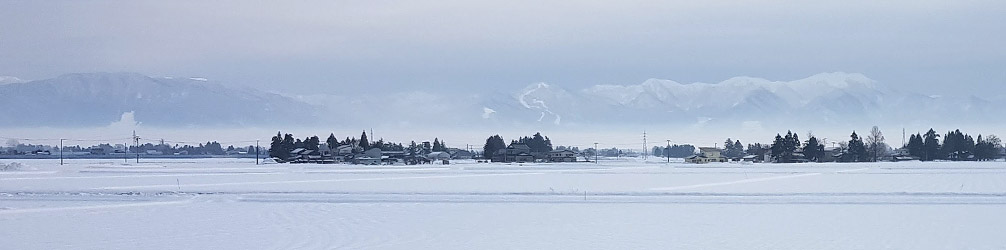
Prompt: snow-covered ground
<box><xmin>2</xmin><ymin>158</ymin><xmax>1006</xmax><ymax>249</ymax></box>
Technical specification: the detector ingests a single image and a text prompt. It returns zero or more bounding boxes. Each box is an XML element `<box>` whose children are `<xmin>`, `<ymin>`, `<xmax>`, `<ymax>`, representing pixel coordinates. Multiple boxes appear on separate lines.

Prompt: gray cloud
<box><xmin>1</xmin><ymin>0</ymin><xmax>1004</xmax><ymax>97</ymax></box>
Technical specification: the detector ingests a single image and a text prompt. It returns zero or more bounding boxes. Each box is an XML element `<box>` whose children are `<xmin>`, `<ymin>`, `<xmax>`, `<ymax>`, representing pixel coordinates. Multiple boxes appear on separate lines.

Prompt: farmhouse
<box><xmin>685</xmin><ymin>147</ymin><xmax>727</xmax><ymax>164</ymax></box>
<box><xmin>548</xmin><ymin>149</ymin><xmax>578</xmax><ymax>162</ymax></box>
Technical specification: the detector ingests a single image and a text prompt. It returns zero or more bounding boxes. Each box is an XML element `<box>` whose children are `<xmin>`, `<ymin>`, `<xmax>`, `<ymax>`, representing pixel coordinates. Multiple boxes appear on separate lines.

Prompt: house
<box><xmin>492</xmin><ymin>144</ymin><xmax>533</xmax><ymax>162</ymax></box>
<box><xmin>382</xmin><ymin>151</ymin><xmax>408</xmax><ymax>164</ymax></box>
<box><xmin>741</xmin><ymin>155</ymin><xmax>762</xmax><ymax>163</ymax></box>
<box><xmin>405</xmin><ymin>153</ymin><xmax>431</xmax><ymax>165</ymax></box>
<box><xmin>822</xmin><ymin>147</ymin><xmax>842</xmax><ymax>162</ymax></box>
<box><xmin>548</xmin><ymin>150</ymin><xmax>578</xmax><ymax>162</ymax></box>
<box><xmin>336</xmin><ymin>145</ymin><xmax>357</xmax><ymax>155</ymax></box>
<box><xmin>448</xmin><ymin>149</ymin><xmax>474</xmax><ymax>160</ymax></box>
<box><xmin>513</xmin><ymin>152</ymin><xmax>534</xmax><ymax>163</ymax></box>
<box><xmin>530</xmin><ymin>152</ymin><xmax>549</xmax><ymax>162</ymax></box>
<box><xmin>685</xmin><ymin>147</ymin><xmax>727</xmax><ymax>164</ymax></box>
<box><xmin>427</xmin><ymin>152</ymin><xmax>451</xmax><ymax>161</ymax></box>
<box><xmin>318</xmin><ymin>143</ymin><xmax>334</xmax><ymax>157</ymax></box>
<box><xmin>288</xmin><ymin>148</ymin><xmax>307</xmax><ymax>162</ymax></box>
<box><xmin>352</xmin><ymin>148</ymin><xmax>383</xmax><ymax>165</ymax></box>
<box><xmin>354</xmin><ymin>157</ymin><xmax>381</xmax><ymax>165</ymax></box>
<box><xmin>88</xmin><ymin>147</ymin><xmax>106</xmax><ymax>155</ymax></box>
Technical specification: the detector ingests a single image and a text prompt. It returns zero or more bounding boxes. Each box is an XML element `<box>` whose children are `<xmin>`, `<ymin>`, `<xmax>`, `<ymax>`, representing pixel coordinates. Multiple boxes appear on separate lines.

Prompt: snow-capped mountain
<box><xmin>0</xmin><ymin>76</ymin><xmax>25</xmax><ymax>84</ymax></box>
<box><xmin>479</xmin><ymin>72</ymin><xmax>1003</xmax><ymax>128</ymax></box>
<box><xmin>0</xmin><ymin>72</ymin><xmax>318</xmax><ymax>127</ymax></box>
<box><xmin>1</xmin><ymin>72</ymin><xmax>998</xmax><ymax>129</ymax></box>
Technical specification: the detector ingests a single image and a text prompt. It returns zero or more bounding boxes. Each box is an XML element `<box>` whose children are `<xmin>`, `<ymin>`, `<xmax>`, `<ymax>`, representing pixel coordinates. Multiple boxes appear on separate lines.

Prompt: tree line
<box><xmin>651</xmin><ymin>144</ymin><xmax>697</xmax><ymax>158</ymax></box>
<box><xmin>906</xmin><ymin>129</ymin><xmax>1001</xmax><ymax>161</ymax></box>
<box><xmin>269</xmin><ymin>130</ymin><xmax>450</xmax><ymax>162</ymax></box>
<box><xmin>482</xmin><ymin>132</ymin><xmax>554</xmax><ymax>159</ymax></box>
<box><xmin>756</xmin><ymin>126</ymin><xmax>1002</xmax><ymax>163</ymax></box>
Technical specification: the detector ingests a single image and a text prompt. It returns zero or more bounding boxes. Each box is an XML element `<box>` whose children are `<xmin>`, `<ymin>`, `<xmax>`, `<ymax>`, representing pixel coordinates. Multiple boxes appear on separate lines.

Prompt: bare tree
<box><xmin>987</xmin><ymin>135</ymin><xmax>1002</xmax><ymax>148</ymax></box>
<box><xmin>866</xmin><ymin>126</ymin><xmax>886</xmax><ymax>162</ymax></box>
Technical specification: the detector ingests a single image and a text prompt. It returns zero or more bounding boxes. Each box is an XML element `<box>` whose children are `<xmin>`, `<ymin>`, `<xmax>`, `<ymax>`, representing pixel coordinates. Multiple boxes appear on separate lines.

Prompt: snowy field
<box><xmin>3</xmin><ymin>158</ymin><xmax>1006</xmax><ymax>249</ymax></box>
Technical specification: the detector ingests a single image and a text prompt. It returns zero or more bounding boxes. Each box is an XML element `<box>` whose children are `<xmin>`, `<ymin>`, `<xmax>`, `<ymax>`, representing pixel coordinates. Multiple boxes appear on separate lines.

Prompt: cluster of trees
<box><xmin>270</xmin><ymin>131</ymin><xmax>448</xmax><ymax>161</ymax></box>
<box><xmin>651</xmin><ymin>144</ymin><xmax>697</xmax><ymax>158</ymax></box>
<box><xmin>906</xmin><ymin>129</ymin><xmax>1002</xmax><ymax>161</ymax></box>
<box><xmin>173</xmin><ymin>141</ymin><xmax>229</xmax><ymax>155</ymax></box>
<box><xmin>768</xmin><ymin>128</ymin><xmax>879</xmax><ymax>163</ymax></box>
<box><xmin>745</xmin><ymin>143</ymin><xmax>770</xmax><ymax>160</ymax></box>
<box><xmin>722</xmin><ymin>139</ymin><xmax>744</xmax><ymax>158</ymax></box>
<box><xmin>482</xmin><ymin>132</ymin><xmax>554</xmax><ymax>159</ymax></box>
<box><xmin>3</xmin><ymin>140</ymin><xmax>258</xmax><ymax>156</ymax></box>
<box><xmin>765</xmin><ymin>126</ymin><xmax>1002</xmax><ymax>163</ymax></box>
<box><xmin>483</xmin><ymin>135</ymin><xmax>507</xmax><ymax>159</ymax></box>
<box><xmin>512</xmin><ymin>132</ymin><xmax>554</xmax><ymax>153</ymax></box>
<box><xmin>770</xmin><ymin>131</ymin><xmax>813</xmax><ymax>163</ymax></box>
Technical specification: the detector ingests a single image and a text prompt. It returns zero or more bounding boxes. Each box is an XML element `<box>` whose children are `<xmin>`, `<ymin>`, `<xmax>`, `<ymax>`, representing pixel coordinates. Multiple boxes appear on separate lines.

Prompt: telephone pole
<box><xmin>132</xmin><ymin>130</ymin><xmax>140</xmax><ymax>163</ymax></box>
<box><xmin>643</xmin><ymin>130</ymin><xmax>647</xmax><ymax>160</ymax></box>
<box><xmin>255</xmin><ymin>139</ymin><xmax>260</xmax><ymax>165</ymax></box>
<box><xmin>666</xmin><ymin>140</ymin><xmax>671</xmax><ymax>163</ymax></box>
<box><xmin>59</xmin><ymin>138</ymin><xmax>64</xmax><ymax>166</ymax></box>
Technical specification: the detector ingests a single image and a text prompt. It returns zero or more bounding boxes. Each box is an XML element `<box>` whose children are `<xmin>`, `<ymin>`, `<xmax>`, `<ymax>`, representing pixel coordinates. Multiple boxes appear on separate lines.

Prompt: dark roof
<box><xmin>508</xmin><ymin>144</ymin><xmax>531</xmax><ymax>150</ymax></box>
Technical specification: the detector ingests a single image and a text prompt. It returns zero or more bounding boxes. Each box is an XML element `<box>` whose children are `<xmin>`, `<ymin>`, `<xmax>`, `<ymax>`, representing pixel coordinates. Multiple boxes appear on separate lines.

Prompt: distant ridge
<box><xmin>0</xmin><ymin>72</ymin><xmax>318</xmax><ymax>127</ymax></box>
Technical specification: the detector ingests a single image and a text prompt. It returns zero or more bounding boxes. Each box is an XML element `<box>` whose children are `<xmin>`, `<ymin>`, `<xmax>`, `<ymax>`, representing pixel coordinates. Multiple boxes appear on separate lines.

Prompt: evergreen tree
<box><xmin>922</xmin><ymin>129</ymin><xmax>941</xmax><ymax>161</ymax></box>
<box><xmin>770</xmin><ymin>131</ymin><xmax>800</xmax><ymax>163</ymax></box>
<box><xmin>845</xmin><ymin>131</ymin><xmax>868</xmax><ymax>162</ymax></box>
<box><xmin>665</xmin><ymin>144</ymin><xmax>697</xmax><ymax>158</ymax></box>
<box><xmin>804</xmin><ymin>136</ymin><xmax>825</xmax><ymax>162</ymax></box>
<box><xmin>326</xmin><ymin>133</ymin><xmax>339</xmax><ymax>150</ymax></box>
<box><xmin>304</xmin><ymin>136</ymin><xmax>320</xmax><ymax>151</ymax></box>
<box><xmin>907</xmin><ymin>133</ymin><xmax>924</xmax><ymax>159</ymax></box>
<box><xmin>359</xmin><ymin>131</ymin><xmax>370</xmax><ymax>150</ymax></box>
<box><xmin>282</xmin><ymin>133</ymin><xmax>295</xmax><ymax>153</ymax></box>
<box><xmin>432</xmin><ymin>138</ymin><xmax>445</xmax><ymax>152</ymax></box>
<box><xmin>723</xmin><ymin>138</ymin><xmax>744</xmax><ymax>158</ymax></box>
<box><xmin>482</xmin><ymin>135</ymin><xmax>506</xmax><ymax>159</ymax></box>
<box><xmin>408</xmin><ymin>141</ymin><xmax>419</xmax><ymax>154</ymax></box>
<box><xmin>771</xmin><ymin>134</ymin><xmax>787</xmax><ymax>163</ymax></box>
<box><xmin>269</xmin><ymin>132</ymin><xmax>288</xmax><ymax>161</ymax></box>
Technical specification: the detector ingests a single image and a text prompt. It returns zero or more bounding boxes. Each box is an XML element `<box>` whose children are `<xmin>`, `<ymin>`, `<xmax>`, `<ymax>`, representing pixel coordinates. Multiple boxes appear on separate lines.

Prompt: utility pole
<box><xmin>666</xmin><ymin>140</ymin><xmax>671</xmax><ymax>163</ymax></box>
<box><xmin>643</xmin><ymin>130</ymin><xmax>647</xmax><ymax>160</ymax></box>
<box><xmin>59</xmin><ymin>138</ymin><xmax>64</xmax><ymax>166</ymax></box>
<box><xmin>593</xmin><ymin>142</ymin><xmax>599</xmax><ymax>164</ymax></box>
<box><xmin>255</xmin><ymin>139</ymin><xmax>260</xmax><ymax>165</ymax></box>
<box><xmin>133</xmin><ymin>130</ymin><xmax>140</xmax><ymax>163</ymax></box>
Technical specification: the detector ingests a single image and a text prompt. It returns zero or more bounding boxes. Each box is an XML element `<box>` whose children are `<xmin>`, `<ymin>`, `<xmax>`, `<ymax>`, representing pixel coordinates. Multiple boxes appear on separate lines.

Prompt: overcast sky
<box><xmin>2</xmin><ymin>0</ymin><xmax>1004</xmax><ymax>97</ymax></box>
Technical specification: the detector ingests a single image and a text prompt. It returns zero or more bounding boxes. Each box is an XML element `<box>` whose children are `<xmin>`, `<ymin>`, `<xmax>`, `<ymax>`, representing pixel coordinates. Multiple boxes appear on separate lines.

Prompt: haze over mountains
<box><xmin>0</xmin><ymin>73</ymin><xmax>316</xmax><ymax>127</ymax></box>
<box><xmin>0</xmin><ymin>72</ymin><xmax>999</xmax><ymax>132</ymax></box>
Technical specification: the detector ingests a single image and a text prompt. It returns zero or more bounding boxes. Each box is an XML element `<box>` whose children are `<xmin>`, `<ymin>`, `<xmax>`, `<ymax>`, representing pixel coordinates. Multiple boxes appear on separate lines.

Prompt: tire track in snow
<box><xmin>650</xmin><ymin>168</ymin><xmax>869</xmax><ymax>191</ymax></box>
<box><xmin>0</xmin><ymin>199</ymin><xmax>192</xmax><ymax>215</ymax></box>
<box><xmin>1</xmin><ymin>172</ymin><xmax>281</xmax><ymax>181</ymax></box>
<box><xmin>93</xmin><ymin>172</ymin><xmax>546</xmax><ymax>190</ymax></box>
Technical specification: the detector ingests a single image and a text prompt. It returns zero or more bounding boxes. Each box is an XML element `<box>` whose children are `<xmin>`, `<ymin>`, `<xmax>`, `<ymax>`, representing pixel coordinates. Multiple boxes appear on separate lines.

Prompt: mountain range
<box><xmin>0</xmin><ymin>72</ymin><xmax>317</xmax><ymax>127</ymax></box>
<box><xmin>0</xmin><ymin>72</ymin><xmax>999</xmax><ymax>129</ymax></box>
